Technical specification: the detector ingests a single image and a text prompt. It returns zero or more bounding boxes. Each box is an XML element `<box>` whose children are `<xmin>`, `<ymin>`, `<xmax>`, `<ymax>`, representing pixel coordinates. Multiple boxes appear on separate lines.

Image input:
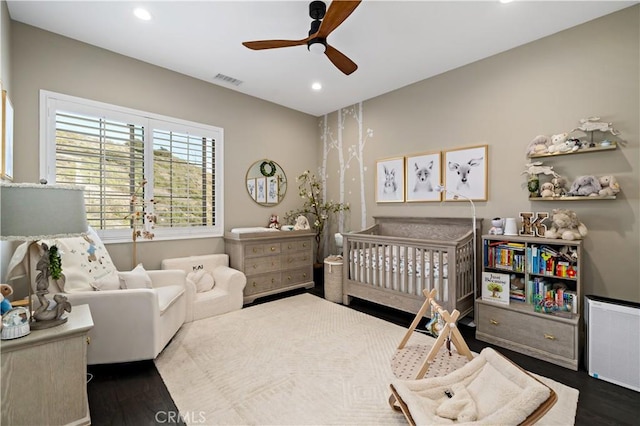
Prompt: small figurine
<box><xmin>294</xmin><ymin>215</ymin><xmax>310</xmax><ymax>230</ymax></box>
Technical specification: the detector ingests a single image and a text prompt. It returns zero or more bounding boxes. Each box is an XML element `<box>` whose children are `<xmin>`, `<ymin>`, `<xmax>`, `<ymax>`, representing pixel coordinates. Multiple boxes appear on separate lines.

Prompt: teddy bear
<box><xmin>525</xmin><ymin>135</ymin><xmax>551</xmax><ymax>156</ymax></box>
<box><xmin>546</xmin><ymin>133</ymin><xmax>573</xmax><ymax>154</ymax></box>
<box><xmin>551</xmin><ymin>175</ymin><xmax>569</xmax><ymax>197</ymax></box>
<box><xmin>598</xmin><ymin>175</ymin><xmax>621</xmax><ymax>197</ymax></box>
<box><xmin>0</xmin><ymin>284</ymin><xmax>14</xmax><ymax>315</ymax></box>
<box><xmin>539</xmin><ymin>182</ymin><xmax>555</xmax><ymax>198</ymax></box>
<box><xmin>267</xmin><ymin>214</ymin><xmax>281</xmax><ymax>230</ymax></box>
<box><xmin>544</xmin><ymin>209</ymin><xmax>588</xmax><ymax>241</ymax></box>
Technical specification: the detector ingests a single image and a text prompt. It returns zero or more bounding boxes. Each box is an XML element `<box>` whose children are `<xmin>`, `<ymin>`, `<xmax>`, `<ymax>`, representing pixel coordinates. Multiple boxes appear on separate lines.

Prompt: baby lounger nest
<box><xmin>390</xmin><ymin>347</ymin><xmax>557</xmax><ymax>425</ymax></box>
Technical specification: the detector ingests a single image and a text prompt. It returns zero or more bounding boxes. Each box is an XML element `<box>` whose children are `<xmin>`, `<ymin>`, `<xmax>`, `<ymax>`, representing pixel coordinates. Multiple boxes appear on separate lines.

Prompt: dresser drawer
<box><xmin>281</xmin><ymin>238</ymin><xmax>312</xmax><ymax>253</ymax></box>
<box><xmin>281</xmin><ymin>268</ymin><xmax>312</xmax><ymax>286</ymax></box>
<box><xmin>281</xmin><ymin>250</ymin><xmax>313</xmax><ymax>269</ymax></box>
<box><xmin>245</xmin><ymin>256</ymin><xmax>281</xmax><ymax>275</ymax></box>
<box><xmin>245</xmin><ymin>273</ymin><xmax>281</xmax><ymax>296</ymax></box>
<box><xmin>245</xmin><ymin>242</ymin><xmax>281</xmax><ymax>257</ymax></box>
<box><xmin>477</xmin><ymin>303</ymin><xmax>575</xmax><ymax>359</ymax></box>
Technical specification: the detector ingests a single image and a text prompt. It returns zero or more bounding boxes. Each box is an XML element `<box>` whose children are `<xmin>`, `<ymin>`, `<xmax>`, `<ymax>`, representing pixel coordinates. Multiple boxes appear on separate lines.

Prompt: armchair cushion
<box><xmin>90</xmin><ymin>271</ymin><xmax>121</xmax><ymax>291</ymax></box>
<box><xmin>119</xmin><ymin>263</ymin><xmax>153</xmax><ymax>289</ymax></box>
<box><xmin>187</xmin><ymin>269</ymin><xmax>215</xmax><ymax>293</ymax></box>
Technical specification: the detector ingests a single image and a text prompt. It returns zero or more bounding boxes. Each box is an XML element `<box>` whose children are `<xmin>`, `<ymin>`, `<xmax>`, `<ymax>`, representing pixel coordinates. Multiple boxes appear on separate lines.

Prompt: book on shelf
<box><xmin>481</xmin><ymin>272</ymin><xmax>510</xmax><ymax>305</ymax></box>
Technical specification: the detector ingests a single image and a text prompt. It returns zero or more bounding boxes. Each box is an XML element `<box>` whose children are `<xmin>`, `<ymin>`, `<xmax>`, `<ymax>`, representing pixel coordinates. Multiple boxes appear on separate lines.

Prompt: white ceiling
<box><xmin>7</xmin><ymin>1</ymin><xmax>637</xmax><ymax>117</ymax></box>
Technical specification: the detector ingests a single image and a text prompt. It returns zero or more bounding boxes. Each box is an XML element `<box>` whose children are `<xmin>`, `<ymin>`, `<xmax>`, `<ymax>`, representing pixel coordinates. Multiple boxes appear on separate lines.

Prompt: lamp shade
<box><xmin>0</xmin><ymin>183</ymin><xmax>88</xmax><ymax>241</ymax></box>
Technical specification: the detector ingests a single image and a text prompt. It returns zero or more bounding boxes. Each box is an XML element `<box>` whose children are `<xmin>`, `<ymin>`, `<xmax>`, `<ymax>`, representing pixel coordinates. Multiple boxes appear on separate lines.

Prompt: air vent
<box><xmin>213</xmin><ymin>73</ymin><xmax>243</xmax><ymax>86</ymax></box>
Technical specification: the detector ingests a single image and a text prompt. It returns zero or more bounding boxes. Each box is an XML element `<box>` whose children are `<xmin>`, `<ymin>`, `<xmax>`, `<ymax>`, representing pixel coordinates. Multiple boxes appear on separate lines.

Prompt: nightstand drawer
<box><xmin>477</xmin><ymin>303</ymin><xmax>575</xmax><ymax>359</ymax></box>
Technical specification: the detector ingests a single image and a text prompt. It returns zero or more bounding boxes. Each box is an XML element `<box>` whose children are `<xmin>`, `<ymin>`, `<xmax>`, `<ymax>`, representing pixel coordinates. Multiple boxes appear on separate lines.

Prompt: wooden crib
<box><xmin>342</xmin><ymin>216</ymin><xmax>481</xmax><ymax>317</ymax></box>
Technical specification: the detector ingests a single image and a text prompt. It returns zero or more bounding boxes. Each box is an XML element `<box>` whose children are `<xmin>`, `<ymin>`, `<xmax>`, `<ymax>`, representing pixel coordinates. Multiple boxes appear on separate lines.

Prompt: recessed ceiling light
<box><xmin>134</xmin><ymin>8</ymin><xmax>152</xmax><ymax>21</ymax></box>
<box><xmin>499</xmin><ymin>0</ymin><xmax>514</xmax><ymax>4</ymax></box>
<box><xmin>311</xmin><ymin>82</ymin><xmax>322</xmax><ymax>91</ymax></box>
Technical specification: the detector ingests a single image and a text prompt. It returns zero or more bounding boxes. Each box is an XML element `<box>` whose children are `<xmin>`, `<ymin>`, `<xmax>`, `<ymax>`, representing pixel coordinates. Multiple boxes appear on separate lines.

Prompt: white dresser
<box><xmin>224</xmin><ymin>230</ymin><xmax>315</xmax><ymax>303</ymax></box>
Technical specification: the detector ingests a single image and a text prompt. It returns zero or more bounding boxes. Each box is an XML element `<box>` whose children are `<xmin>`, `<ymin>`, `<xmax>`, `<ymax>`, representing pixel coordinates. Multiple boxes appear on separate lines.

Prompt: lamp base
<box><xmin>30</xmin><ymin>317</ymin><xmax>68</xmax><ymax>330</ymax></box>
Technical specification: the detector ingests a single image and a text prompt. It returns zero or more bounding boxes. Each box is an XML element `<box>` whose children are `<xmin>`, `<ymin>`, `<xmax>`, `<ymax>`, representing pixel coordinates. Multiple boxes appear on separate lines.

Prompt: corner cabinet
<box><xmin>528</xmin><ymin>141</ymin><xmax>618</xmax><ymax>201</ymax></box>
<box><xmin>224</xmin><ymin>230</ymin><xmax>315</xmax><ymax>304</ymax></box>
<box><xmin>475</xmin><ymin>235</ymin><xmax>583</xmax><ymax>370</ymax></box>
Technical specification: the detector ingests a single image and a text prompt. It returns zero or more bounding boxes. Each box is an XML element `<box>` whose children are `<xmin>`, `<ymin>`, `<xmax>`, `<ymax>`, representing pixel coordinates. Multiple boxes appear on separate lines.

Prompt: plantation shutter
<box><xmin>152</xmin><ymin>127</ymin><xmax>216</xmax><ymax>228</ymax></box>
<box><xmin>55</xmin><ymin>111</ymin><xmax>146</xmax><ymax>231</ymax></box>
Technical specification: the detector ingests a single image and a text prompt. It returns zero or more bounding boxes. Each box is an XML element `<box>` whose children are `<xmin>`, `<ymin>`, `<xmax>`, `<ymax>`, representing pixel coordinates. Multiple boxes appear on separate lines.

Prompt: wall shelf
<box><xmin>528</xmin><ymin>141</ymin><xmax>617</xmax><ymax>159</ymax></box>
<box><xmin>529</xmin><ymin>195</ymin><xmax>616</xmax><ymax>201</ymax></box>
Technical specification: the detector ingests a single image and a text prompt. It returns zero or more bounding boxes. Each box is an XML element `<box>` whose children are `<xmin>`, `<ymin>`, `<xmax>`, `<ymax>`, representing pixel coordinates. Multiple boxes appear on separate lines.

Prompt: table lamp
<box><xmin>1</xmin><ymin>182</ymin><xmax>87</xmax><ymax>332</ymax></box>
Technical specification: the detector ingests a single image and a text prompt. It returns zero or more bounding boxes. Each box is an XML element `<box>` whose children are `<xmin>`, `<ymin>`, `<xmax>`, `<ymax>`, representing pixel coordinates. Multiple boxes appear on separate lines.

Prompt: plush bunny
<box><xmin>598</xmin><ymin>175</ymin><xmax>621</xmax><ymax>196</ymax></box>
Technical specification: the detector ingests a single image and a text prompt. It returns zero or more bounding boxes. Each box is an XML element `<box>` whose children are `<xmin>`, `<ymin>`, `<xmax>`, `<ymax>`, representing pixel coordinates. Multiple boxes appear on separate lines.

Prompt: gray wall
<box><xmin>9</xmin><ymin>22</ymin><xmax>318</xmax><ymax>271</ymax></box>
<box><xmin>321</xmin><ymin>6</ymin><xmax>639</xmax><ymax>302</ymax></box>
<box><xmin>0</xmin><ymin>1</ymin><xmax>13</xmax><ymax>283</ymax></box>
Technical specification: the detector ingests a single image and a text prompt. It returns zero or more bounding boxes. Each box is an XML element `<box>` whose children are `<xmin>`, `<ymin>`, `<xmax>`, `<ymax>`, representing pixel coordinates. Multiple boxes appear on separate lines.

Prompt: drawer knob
<box><xmin>303</xmin><ymin>273</ymin><xmax>307</xmax><ymax>278</ymax></box>
<box><xmin>544</xmin><ymin>334</ymin><xmax>556</xmax><ymax>340</ymax></box>
<box><xmin>287</xmin><ymin>275</ymin><xmax>292</xmax><ymax>281</ymax></box>
<box><xmin>253</xmin><ymin>248</ymin><xmax>257</xmax><ymax>253</ymax></box>
<box><xmin>271</xmin><ymin>246</ymin><xmax>276</xmax><ymax>251</ymax></box>
<box><xmin>271</xmin><ymin>278</ymin><xmax>275</xmax><ymax>283</ymax></box>
<box><xmin>252</xmin><ymin>282</ymin><xmax>257</xmax><ymax>287</ymax></box>
<box><xmin>252</xmin><ymin>265</ymin><xmax>257</xmax><ymax>269</ymax></box>
<box><xmin>303</xmin><ymin>243</ymin><xmax>307</xmax><ymax>247</ymax></box>
<box><xmin>490</xmin><ymin>319</ymin><xmax>499</xmax><ymax>325</ymax></box>
<box><xmin>86</xmin><ymin>337</ymin><xmax>91</xmax><ymax>345</ymax></box>
<box><xmin>288</xmin><ymin>258</ymin><xmax>293</xmax><ymax>263</ymax></box>
<box><xmin>288</xmin><ymin>244</ymin><xmax>292</xmax><ymax>249</ymax></box>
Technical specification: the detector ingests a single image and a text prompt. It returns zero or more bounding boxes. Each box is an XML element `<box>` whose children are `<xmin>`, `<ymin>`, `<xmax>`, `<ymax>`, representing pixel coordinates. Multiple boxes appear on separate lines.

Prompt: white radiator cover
<box><xmin>586</xmin><ymin>295</ymin><xmax>640</xmax><ymax>392</ymax></box>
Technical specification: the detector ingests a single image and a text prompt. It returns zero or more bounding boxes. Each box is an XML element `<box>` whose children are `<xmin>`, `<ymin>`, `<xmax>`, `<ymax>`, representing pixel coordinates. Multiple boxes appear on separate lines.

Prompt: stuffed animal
<box><xmin>526</xmin><ymin>135</ymin><xmax>551</xmax><ymax>156</ymax></box>
<box><xmin>0</xmin><ymin>284</ymin><xmax>13</xmax><ymax>315</ymax></box>
<box><xmin>544</xmin><ymin>209</ymin><xmax>588</xmax><ymax>241</ymax></box>
<box><xmin>539</xmin><ymin>182</ymin><xmax>555</xmax><ymax>198</ymax></box>
<box><xmin>547</xmin><ymin>133</ymin><xmax>572</xmax><ymax>154</ymax></box>
<box><xmin>598</xmin><ymin>175</ymin><xmax>621</xmax><ymax>197</ymax></box>
<box><xmin>551</xmin><ymin>175</ymin><xmax>569</xmax><ymax>197</ymax></box>
<box><xmin>567</xmin><ymin>175</ymin><xmax>602</xmax><ymax>197</ymax></box>
<box><xmin>267</xmin><ymin>214</ymin><xmax>281</xmax><ymax>230</ymax></box>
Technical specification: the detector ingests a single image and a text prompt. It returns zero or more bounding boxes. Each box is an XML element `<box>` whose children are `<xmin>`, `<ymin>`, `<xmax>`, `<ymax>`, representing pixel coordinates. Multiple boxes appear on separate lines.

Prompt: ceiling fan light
<box><xmin>308</xmin><ymin>42</ymin><xmax>326</xmax><ymax>54</ymax></box>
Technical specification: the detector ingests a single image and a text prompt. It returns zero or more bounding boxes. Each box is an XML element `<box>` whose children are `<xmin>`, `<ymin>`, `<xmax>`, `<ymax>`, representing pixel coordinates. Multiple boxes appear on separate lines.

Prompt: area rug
<box><xmin>155</xmin><ymin>293</ymin><xmax>578</xmax><ymax>425</ymax></box>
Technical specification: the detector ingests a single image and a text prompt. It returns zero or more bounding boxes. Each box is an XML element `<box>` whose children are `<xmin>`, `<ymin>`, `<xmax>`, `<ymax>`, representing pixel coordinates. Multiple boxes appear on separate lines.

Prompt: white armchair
<box><xmin>161</xmin><ymin>254</ymin><xmax>246</xmax><ymax>322</ymax></box>
<box><xmin>7</xmin><ymin>227</ymin><xmax>187</xmax><ymax>365</ymax></box>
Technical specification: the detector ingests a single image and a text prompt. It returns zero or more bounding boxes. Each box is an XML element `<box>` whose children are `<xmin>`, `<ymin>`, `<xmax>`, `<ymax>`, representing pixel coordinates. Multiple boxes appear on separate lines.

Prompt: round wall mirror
<box><xmin>245</xmin><ymin>159</ymin><xmax>287</xmax><ymax>206</ymax></box>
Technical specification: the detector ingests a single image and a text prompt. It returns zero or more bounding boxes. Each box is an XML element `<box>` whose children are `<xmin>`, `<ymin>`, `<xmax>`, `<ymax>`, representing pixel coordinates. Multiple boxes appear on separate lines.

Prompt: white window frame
<box><xmin>40</xmin><ymin>90</ymin><xmax>224</xmax><ymax>242</ymax></box>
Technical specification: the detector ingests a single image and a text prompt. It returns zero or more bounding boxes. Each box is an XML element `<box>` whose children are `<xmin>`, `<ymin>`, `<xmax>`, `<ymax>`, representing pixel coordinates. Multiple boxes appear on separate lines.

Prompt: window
<box><xmin>40</xmin><ymin>91</ymin><xmax>224</xmax><ymax>241</ymax></box>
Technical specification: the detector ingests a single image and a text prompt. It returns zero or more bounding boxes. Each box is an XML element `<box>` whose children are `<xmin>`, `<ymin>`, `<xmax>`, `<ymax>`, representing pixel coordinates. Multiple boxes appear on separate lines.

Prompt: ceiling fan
<box><xmin>242</xmin><ymin>0</ymin><xmax>361</xmax><ymax>75</ymax></box>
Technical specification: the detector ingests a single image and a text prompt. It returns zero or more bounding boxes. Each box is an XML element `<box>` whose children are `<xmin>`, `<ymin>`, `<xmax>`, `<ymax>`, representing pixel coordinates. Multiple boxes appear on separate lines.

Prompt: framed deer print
<box><xmin>443</xmin><ymin>145</ymin><xmax>488</xmax><ymax>201</ymax></box>
<box><xmin>405</xmin><ymin>151</ymin><xmax>441</xmax><ymax>202</ymax></box>
<box><xmin>376</xmin><ymin>157</ymin><xmax>405</xmax><ymax>203</ymax></box>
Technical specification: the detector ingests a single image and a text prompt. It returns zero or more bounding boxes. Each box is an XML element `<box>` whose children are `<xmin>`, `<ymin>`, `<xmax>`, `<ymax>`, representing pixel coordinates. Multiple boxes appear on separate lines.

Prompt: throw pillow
<box><xmin>90</xmin><ymin>271</ymin><xmax>121</xmax><ymax>291</ymax></box>
<box><xmin>186</xmin><ymin>269</ymin><xmax>215</xmax><ymax>293</ymax></box>
<box><xmin>119</xmin><ymin>263</ymin><xmax>153</xmax><ymax>289</ymax></box>
<box><xmin>42</xmin><ymin>226</ymin><xmax>118</xmax><ymax>293</ymax></box>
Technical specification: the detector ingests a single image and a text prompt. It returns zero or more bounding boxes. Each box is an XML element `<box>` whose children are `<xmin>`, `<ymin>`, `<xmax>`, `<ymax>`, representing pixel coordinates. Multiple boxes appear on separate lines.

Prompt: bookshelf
<box><xmin>476</xmin><ymin>234</ymin><xmax>583</xmax><ymax>370</ymax></box>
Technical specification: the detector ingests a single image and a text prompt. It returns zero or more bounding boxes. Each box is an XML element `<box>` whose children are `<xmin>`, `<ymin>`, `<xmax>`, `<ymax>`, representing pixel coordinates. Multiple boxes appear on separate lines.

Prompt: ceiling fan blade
<box><xmin>325</xmin><ymin>44</ymin><xmax>358</xmax><ymax>75</ymax></box>
<box><xmin>243</xmin><ymin>38</ymin><xmax>310</xmax><ymax>50</ymax></box>
<box><xmin>316</xmin><ymin>0</ymin><xmax>362</xmax><ymax>39</ymax></box>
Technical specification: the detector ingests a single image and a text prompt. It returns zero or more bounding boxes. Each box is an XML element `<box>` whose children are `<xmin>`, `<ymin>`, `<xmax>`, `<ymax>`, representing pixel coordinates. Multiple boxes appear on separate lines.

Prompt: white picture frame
<box><xmin>443</xmin><ymin>145</ymin><xmax>488</xmax><ymax>201</ymax></box>
<box><xmin>247</xmin><ymin>178</ymin><xmax>256</xmax><ymax>201</ymax></box>
<box><xmin>376</xmin><ymin>157</ymin><xmax>405</xmax><ymax>203</ymax></box>
<box><xmin>405</xmin><ymin>151</ymin><xmax>441</xmax><ymax>202</ymax></box>
<box><xmin>256</xmin><ymin>177</ymin><xmax>267</xmax><ymax>203</ymax></box>
<box><xmin>267</xmin><ymin>176</ymin><xmax>278</xmax><ymax>204</ymax></box>
<box><xmin>1</xmin><ymin>89</ymin><xmax>14</xmax><ymax>181</ymax></box>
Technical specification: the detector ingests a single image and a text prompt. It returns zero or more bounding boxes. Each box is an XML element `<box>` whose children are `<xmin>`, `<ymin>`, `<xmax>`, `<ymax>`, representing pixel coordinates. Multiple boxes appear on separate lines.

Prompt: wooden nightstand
<box><xmin>1</xmin><ymin>304</ymin><xmax>94</xmax><ymax>425</ymax></box>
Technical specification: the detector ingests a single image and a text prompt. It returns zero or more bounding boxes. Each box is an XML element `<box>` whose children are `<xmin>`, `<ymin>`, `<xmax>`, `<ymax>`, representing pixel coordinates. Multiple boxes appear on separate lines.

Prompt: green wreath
<box><xmin>260</xmin><ymin>161</ymin><xmax>276</xmax><ymax>177</ymax></box>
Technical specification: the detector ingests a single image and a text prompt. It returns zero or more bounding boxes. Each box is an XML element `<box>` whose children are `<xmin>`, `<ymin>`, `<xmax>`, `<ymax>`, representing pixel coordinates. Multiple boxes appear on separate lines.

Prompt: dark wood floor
<box><xmin>87</xmin><ymin>284</ymin><xmax>640</xmax><ymax>425</ymax></box>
